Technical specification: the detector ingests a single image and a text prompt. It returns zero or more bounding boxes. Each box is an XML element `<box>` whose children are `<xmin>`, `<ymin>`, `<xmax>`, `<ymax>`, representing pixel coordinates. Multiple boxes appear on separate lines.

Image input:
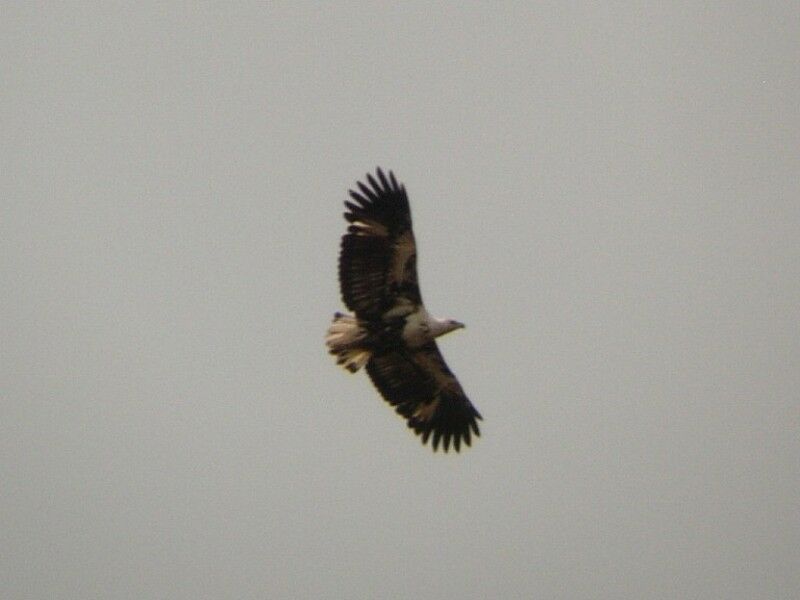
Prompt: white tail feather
<box><xmin>326</xmin><ymin>312</ymin><xmax>371</xmax><ymax>372</ymax></box>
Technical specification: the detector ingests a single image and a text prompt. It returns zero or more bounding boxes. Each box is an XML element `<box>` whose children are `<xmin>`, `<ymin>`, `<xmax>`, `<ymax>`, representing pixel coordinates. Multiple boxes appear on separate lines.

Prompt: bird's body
<box><xmin>326</xmin><ymin>168</ymin><xmax>481</xmax><ymax>452</ymax></box>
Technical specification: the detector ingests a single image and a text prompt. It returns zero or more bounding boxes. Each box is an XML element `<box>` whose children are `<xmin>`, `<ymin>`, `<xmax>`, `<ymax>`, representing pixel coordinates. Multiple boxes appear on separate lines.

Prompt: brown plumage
<box><xmin>326</xmin><ymin>168</ymin><xmax>482</xmax><ymax>452</ymax></box>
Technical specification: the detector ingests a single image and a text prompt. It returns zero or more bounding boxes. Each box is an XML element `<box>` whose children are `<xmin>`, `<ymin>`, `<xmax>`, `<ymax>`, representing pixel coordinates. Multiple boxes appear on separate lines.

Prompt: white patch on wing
<box><xmin>383</xmin><ymin>297</ymin><xmax>416</xmax><ymax>319</ymax></box>
<box><xmin>352</xmin><ymin>219</ymin><xmax>388</xmax><ymax>237</ymax></box>
<box><xmin>390</xmin><ymin>230</ymin><xmax>416</xmax><ymax>283</ymax></box>
<box><xmin>413</xmin><ymin>397</ymin><xmax>440</xmax><ymax>422</ymax></box>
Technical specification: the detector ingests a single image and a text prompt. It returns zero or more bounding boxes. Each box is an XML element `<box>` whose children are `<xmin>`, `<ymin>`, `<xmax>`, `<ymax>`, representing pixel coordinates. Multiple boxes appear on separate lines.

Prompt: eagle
<box><xmin>326</xmin><ymin>168</ymin><xmax>482</xmax><ymax>452</ymax></box>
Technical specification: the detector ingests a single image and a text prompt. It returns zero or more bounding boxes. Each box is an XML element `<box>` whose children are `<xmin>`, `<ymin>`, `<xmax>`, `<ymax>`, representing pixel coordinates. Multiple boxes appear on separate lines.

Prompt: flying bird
<box><xmin>326</xmin><ymin>168</ymin><xmax>482</xmax><ymax>452</ymax></box>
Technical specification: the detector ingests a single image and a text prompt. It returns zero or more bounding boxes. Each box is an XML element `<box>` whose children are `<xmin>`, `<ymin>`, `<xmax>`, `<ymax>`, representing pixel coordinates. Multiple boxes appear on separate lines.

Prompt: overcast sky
<box><xmin>3</xmin><ymin>3</ymin><xmax>799</xmax><ymax>599</ymax></box>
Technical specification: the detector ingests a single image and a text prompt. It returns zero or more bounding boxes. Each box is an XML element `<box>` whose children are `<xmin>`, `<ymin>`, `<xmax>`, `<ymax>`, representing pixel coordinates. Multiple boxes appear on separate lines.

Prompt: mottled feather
<box><xmin>339</xmin><ymin>168</ymin><xmax>421</xmax><ymax>319</ymax></box>
<box><xmin>332</xmin><ymin>168</ymin><xmax>482</xmax><ymax>452</ymax></box>
<box><xmin>365</xmin><ymin>343</ymin><xmax>481</xmax><ymax>452</ymax></box>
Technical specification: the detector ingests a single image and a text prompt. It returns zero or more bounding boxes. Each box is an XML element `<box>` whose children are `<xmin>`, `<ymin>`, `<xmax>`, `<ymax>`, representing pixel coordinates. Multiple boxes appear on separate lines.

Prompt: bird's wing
<box><xmin>339</xmin><ymin>168</ymin><xmax>421</xmax><ymax>320</ymax></box>
<box><xmin>365</xmin><ymin>342</ymin><xmax>482</xmax><ymax>452</ymax></box>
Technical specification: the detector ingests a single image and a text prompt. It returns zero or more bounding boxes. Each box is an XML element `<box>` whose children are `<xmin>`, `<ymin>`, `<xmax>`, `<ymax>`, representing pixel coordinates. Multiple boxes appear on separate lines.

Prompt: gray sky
<box><xmin>3</xmin><ymin>3</ymin><xmax>799</xmax><ymax>599</ymax></box>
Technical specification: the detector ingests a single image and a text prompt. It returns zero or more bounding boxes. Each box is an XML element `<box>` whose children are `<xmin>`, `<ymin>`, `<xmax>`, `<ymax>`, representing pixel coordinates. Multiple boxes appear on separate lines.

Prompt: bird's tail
<box><xmin>326</xmin><ymin>312</ymin><xmax>372</xmax><ymax>372</ymax></box>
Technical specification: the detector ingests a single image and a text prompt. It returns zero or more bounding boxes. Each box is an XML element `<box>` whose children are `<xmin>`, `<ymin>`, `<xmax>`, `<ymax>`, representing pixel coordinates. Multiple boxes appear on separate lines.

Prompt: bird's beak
<box><xmin>452</xmin><ymin>321</ymin><xmax>465</xmax><ymax>330</ymax></box>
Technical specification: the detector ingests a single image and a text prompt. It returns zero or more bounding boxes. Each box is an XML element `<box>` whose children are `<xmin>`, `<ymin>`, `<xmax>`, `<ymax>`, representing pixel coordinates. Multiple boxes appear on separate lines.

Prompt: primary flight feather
<box><xmin>326</xmin><ymin>168</ymin><xmax>481</xmax><ymax>452</ymax></box>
